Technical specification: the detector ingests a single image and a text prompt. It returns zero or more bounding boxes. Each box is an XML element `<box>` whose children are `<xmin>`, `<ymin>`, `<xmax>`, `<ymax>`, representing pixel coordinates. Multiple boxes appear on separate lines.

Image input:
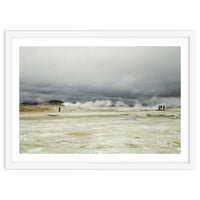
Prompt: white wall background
<box><xmin>0</xmin><ymin>1</ymin><xmax>199</xmax><ymax>200</ymax></box>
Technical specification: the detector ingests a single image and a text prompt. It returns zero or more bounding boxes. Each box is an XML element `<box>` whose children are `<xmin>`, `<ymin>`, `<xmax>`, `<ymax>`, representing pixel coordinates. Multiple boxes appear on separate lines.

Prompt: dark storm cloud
<box><xmin>20</xmin><ymin>46</ymin><xmax>180</xmax><ymax>103</ymax></box>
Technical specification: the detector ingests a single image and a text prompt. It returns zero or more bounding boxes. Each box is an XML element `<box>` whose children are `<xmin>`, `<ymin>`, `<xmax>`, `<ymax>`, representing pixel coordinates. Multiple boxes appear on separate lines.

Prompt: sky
<box><xmin>20</xmin><ymin>46</ymin><xmax>180</xmax><ymax>106</ymax></box>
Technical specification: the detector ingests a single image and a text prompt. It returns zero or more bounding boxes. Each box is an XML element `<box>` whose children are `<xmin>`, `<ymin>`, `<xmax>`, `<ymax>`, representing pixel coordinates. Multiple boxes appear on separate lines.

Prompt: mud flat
<box><xmin>20</xmin><ymin>106</ymin><xmax>181</xmax><ymax>154</ymax></box>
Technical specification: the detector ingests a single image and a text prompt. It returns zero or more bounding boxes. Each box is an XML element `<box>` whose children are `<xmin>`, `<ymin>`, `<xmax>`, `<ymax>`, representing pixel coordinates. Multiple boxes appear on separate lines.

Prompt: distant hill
<box><xmin>46</xmin><ymin>100</ymin><xmax>64</xmax><ymax>105</ymax></box>
<box><xmin>21</xmin><ymin>100</ymin><xmax>64</xmax><ymax>105</ymax></box>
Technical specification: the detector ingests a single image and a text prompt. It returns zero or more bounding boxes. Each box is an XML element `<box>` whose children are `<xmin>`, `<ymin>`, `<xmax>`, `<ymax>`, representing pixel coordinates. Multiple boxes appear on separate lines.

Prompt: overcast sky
<box><xmin>20</xmin><ymin>46</ymin><xmax>180</xmax><ymax>104</ymax></box>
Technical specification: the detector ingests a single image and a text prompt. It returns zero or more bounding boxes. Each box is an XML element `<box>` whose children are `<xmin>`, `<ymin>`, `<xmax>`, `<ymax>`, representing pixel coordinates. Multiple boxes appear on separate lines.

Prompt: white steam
<box><xmin>115</xmin><ymin>101</ymin><xmax>129</xmax><ymax>107</ymax></box>
<box><xmin>63</xmin><ymin>97</ymin><xmax>180</xmax><ymax>109</ymax></box>
<box><xmin>142</xmin><ymin>96</ymin><xmax>180</xmax><ymax>108</ymax></box>
<box><xmin>63</xmin><ymin>100</ymin><xmax>112</xmax><ymax>107</ymax></box>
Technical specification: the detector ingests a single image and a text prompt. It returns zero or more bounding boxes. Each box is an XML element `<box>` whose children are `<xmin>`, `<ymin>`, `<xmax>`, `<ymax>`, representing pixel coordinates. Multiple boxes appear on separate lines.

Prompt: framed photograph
<box><xmin>5</xmin><ymin>30</ymin><xmax>195</xmax><ymax>169</ymax></box>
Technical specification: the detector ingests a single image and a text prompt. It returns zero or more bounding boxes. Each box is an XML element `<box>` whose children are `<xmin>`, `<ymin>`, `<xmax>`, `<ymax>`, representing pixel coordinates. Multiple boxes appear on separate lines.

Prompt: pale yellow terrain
<box><xmin>19</xmin><ymin>105</ymin><xmax>181</xmax><ymax>154</ymax></box>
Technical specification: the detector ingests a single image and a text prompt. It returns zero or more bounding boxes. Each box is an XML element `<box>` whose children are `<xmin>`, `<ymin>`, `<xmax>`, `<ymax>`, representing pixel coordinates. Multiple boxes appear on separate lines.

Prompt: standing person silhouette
<box><xmin>58</xmin><ymin>106</ymin><xmax>61</xmax><ymax>112</ymax></box>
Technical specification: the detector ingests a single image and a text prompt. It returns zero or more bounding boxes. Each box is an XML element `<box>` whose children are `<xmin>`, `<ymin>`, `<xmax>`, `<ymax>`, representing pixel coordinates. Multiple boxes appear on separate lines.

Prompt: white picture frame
<box><xmin>4</xmin><ymin>30</ymin><xmax>196</xmax><ymax>169</ymax></box>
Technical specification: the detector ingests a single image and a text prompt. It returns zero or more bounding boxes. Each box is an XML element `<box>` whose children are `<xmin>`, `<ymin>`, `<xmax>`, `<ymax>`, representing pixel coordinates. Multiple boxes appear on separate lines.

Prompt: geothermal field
<box><xmin>20</xmin><ymin>103</ymin><xmax>181</xmax><ymax>154</ymax></box>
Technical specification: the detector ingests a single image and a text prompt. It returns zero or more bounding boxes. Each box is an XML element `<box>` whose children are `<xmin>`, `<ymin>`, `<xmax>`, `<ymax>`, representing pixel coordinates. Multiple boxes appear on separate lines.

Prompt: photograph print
<box><xmin>20</xmin><ymin>46</ymin><xmax>181</xmax><ymax>154</ymax></box>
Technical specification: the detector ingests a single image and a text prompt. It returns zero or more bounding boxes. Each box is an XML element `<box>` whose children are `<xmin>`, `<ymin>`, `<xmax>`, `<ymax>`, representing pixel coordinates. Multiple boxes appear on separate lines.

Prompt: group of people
<box><xmin>158</xmin><ymin>104</ymin><xmax>166</xmax><ymax>110</ymax></box>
